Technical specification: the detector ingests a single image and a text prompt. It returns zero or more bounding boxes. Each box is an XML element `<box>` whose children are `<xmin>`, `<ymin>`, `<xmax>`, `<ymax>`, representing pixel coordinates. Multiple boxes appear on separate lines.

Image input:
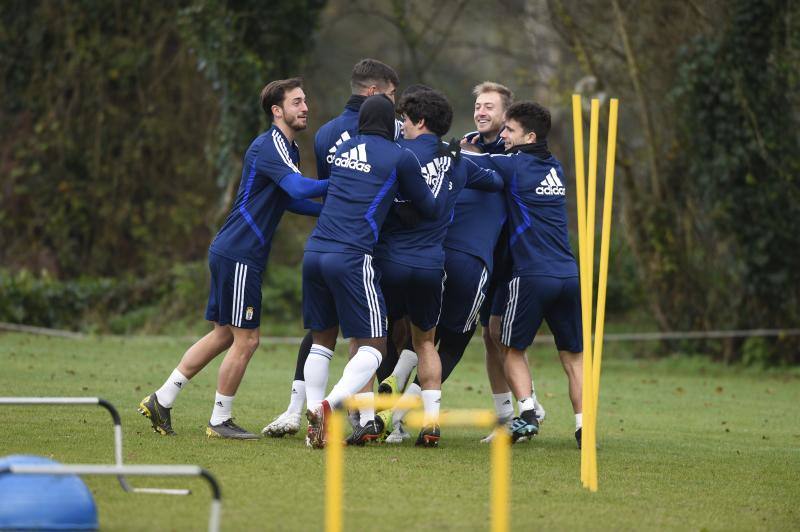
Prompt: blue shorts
<box><xmin>376</xmin><ymin>259</ymin><xmax>445</xmax><ymax>332</ymax></box>
<box><xmin>439</xmin><ymin>250</ymin><xmax>489</xmax><ymax>333</ymax></box>
<box><xmin>500</xmin><ymin>275</ymin><xmax>582</xmax><ymax>352</ymax></box>
<box><xmin>479</xmin><ymin>279</ymin><xmax>509</xmax><ymax>327</ymax></box>
<box><xmin>302</xmin><ymin>251</ymin><xmax>387</xmax><ymax>339</ymax></box>
<box><xmin>205</xmin><ymin>252</ymin><xmax>263</xmax><ymax>329</ymax></box>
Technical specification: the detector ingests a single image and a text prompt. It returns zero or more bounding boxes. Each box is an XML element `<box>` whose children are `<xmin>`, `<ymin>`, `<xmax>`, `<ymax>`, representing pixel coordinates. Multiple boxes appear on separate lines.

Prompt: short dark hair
<box><xmin>400</xmin><ymin>83</ymin><xmax>433</xmax><ymax>99</ymax></box>
<box><xmin>350</xmin><ymin>59</ymin><xmax>400</xmax><ymax>93</ymax></box>
<box><xmin>505</xmin><ymin>101</ymin><xmax>551</xmax><ymax>139</ymax></box>
<box><xmin>260</xmin><ymin>77</ymin><xmax>303</xmax><ymax>120</ymax></box>
<box><xmin>398</xmin><ymin>89</ymin><xmax>453</xmax><ymax>137</ymax></box>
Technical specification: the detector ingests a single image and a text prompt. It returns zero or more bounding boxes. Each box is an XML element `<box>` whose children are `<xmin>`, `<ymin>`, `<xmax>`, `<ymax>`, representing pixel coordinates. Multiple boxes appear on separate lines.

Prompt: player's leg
<box><xmin>378</xmin><ymin>322</ymin><xmax>417</xmax><ymax>395</ymax></box>
<box><xmin>404</xmin><ymin>267</ymin><xmax>446</xmax><ymax>447</ymax></box>
<box><xmin>376</xmin><ymin>265</ymin><xmax>417</xmax><ymax>396</ymax></box>
<box><xmin>262</xmin><ymin>331</ymin><xmax>313</xmax><ymax>437</ymax></box>
<box><xmin>204</xmin><ymin>259</ymin><xmax>266</xmax><ymax>439</ymax></box>
<box><xmin>138</xmin><ymin>252</ymin><xmax>233</xmax><ymax>435</ymax></box>
<box><xmin>306</xmin><ymin>253</ymin><xmax>387</xmax><ymax>448</ymax></box>
<box><xmin>545</xmin><ymin>276</ymin><xmax>584</xmax><ymax>448</ymax></box>
<box><xmin>376</xmin><ymin>317</ymin><xmax>401</xmax><ymax>383</ymax></box>
<box><xmin>299</xmin><ymin>249</ymin><xmax>339</xmax><ymax>429</ymax></box>
<box><xmin>206</xmin><ymin>324</ymin><xmax>261</xmax><ymax>439</ymax></box>
<box><xmin>501</xmin><ymin>276</ymin><xmax>552</xmax><ymax>443</ymax></box>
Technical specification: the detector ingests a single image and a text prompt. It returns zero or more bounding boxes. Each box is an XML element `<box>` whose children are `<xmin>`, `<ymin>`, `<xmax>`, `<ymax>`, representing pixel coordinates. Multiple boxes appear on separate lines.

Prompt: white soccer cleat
<box><xmin>261</xmin><ymin>411</ymin><xmax>301</xmax><ymax>437</ymax></box>
<box><xmin>385</xmin><ymin>423</ymin><xmax>411</xmax><ymax>444</ymax></box>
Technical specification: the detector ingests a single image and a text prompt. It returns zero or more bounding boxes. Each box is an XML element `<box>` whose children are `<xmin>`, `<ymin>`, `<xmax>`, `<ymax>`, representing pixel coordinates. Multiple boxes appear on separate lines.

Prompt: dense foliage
<box><xmin>0</xmin><ymin>0</ymin><xmax>325</xmax><ymax>278</ymax></box>
<box><xmin>551</xmin><ymin>0</ymin><xmax>799</xmax><ymax>364</ymax></box>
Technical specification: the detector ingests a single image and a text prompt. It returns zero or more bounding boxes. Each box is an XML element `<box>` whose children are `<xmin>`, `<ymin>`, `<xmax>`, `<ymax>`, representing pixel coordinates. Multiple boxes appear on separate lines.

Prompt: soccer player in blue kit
<box><xmin>263</xmin><ymin>59</ymin><xmax>401</xmax><ymax>438</ymax></box>
<box><xmin>463</xmin><ymin>101</ymin><xmax>584</xmax><ymax>447</ymax></box>
<box><xmin>138</xmin><ymin>78</ymin><xmax>328</xmax><ymax>439</ymax></box>
<box><xmin>371</xmin><ymin>88</ymin><xmax>503</xmax><ymax>446</ymax></box>
<box><xmin>302</xmin><ymin>94</ymin><xmax>450</xmax><ymax>449</ymax></box>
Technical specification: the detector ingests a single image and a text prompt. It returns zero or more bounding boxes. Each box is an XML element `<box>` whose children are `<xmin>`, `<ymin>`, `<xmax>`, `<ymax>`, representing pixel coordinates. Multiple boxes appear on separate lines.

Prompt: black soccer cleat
<box><xmin>415</xmin><ymin>424</ymin><xmax>441</xmax><ymax>448</ymax></box>
<box><xmin>138</xmin><ymin>392</ymin><xmax>175</xmax><ymax>435</ymax></box>
<box><xmin>206</xmin><ymin>418</ymin><xmax>259</xmax><ymax>440</ymax></box>
<box><xmin>575</xmin><ymin>427</ymin><xmax>582</xmax><ymax>449</ymax></box>
<box><xmin>509</xmin><ymin>409</ymin><xmax>539</xmax><ymax>443</ymax></box>
<box><xmin>345</xmin><ymin>420</ymin><xmax>382</xmax><ymax>446</ymax></box>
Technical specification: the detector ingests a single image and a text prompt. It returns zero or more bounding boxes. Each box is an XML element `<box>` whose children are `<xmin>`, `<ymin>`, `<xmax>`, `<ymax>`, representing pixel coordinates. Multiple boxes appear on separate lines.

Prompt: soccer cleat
<box><xmin>480</xmin><ymin>418</ymin><xmax>512</xmax><ymax>443</ymax></box>
<box><xmin>138</xmin><ymin>393</ymin><xmax>175</xmax><ymax>435</ymax></box>
<box><xmin>306</xmin><ymin>400</ymin><xmax>331</xmax><ymax>449</ymax></box>
<box><xmin>386</xmin><ymin>422</ymin><xmax>412</xmax><ymax>443</ymax></box>
<box><xmin>345</xmin><ymin>420</ymin><xmax>382</xmax><ymax>446</ymax></box>
<box><xmin>261</xmin><ymin>411</ymin><xmax>302</xmax><ymax>437</ymax></box>
<box><xmin>575</xmin><ymin>427</ymin><xmax>582</xmax><ymax>449</ymax></box>
<box><xmin>377</xmin><ymin>375</ymin><xmax>400</xmax><ymax>395</ymax></box>
<box><xmin>509</xmin><ymin>409</ymin><xmax>539</xmax><ymax>444</ymax></box>
<box><xmin>206</xmin><ymin>418</ymin><xmax>259</xmax><ymax>440</ymax></box>
<box><xmin>415</xmin><ymin>424</ymin><xmax>441</xmax><ymax>447</ymax></box>
<box><xmin>375</xmin><ymin>410</ymin><xmax>392</xmax><ymax>440</ymax></box>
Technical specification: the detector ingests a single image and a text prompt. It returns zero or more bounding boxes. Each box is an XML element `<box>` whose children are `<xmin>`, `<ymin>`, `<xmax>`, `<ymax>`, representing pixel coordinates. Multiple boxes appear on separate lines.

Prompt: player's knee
<box><xmin>234</xmin><ymin>332</ymin><xmax>260</xmax><ymax>355</ymax></box>
<box><xmin>558</xmin><ymin>350</ymin><xmax>582</xmax><ymax>373</ymax></box>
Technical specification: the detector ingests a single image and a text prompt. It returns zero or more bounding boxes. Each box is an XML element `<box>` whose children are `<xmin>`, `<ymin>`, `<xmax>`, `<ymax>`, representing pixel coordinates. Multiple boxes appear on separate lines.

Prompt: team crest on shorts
<box><xmin>245</xmin><ymin>306</ymin><xmax>254</xmax><ymax>321</ymax></box>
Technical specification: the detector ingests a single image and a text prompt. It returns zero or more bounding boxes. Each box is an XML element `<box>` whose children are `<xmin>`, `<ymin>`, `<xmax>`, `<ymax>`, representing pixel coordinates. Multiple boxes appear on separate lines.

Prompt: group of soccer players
<box><xmin>138</xmin><ymin>58</ymin><xmax>584</xmax><ymax>450</ymax></box>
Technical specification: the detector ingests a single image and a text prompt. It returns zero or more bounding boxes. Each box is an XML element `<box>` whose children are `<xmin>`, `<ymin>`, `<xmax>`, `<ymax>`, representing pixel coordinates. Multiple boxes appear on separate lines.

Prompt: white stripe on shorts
<box><xmin>232</xmin><ymin>263</ymin><xmax>240</xmax><ymax>327</ymax></box>
<box><xmin>362</xmin><ymin>255</ymin><xmax>381</xmax><ymax>337</ymax></box>
<box><xmin>232</xmin><ymin>262</ymin><xmax>248</xmax><ymax>327</ymax></box>
<box><xmin>463</xmin><ymin>266</ymin><xmax>489</xmax><ymax>333</ymax></box>
<box><xmin>501</xmin><ymin>277</ymin><xmax>520</xmax><ymax>345</ymax></box>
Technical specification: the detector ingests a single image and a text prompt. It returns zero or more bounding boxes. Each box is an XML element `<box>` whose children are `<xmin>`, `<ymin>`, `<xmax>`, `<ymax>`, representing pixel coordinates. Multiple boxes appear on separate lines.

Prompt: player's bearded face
<box><xmin>280</xmin><ymin>87</ymin><xmax>308</xmax><ymax>131</ymax></box>
<box><xmin>473</xmin><ymin>91</ymin><xmax>505</xmax><ymax>136</ymax></box>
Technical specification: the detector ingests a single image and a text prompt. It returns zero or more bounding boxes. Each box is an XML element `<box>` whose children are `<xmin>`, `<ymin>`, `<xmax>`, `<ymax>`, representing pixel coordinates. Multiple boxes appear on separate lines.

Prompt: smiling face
<box><xmin>273</xmin><ymin>87</ymin><xmax>308</xmax><ymax>131</ymax></box>
<box><xmin>500</xmin><ymin>118</ymin><xmax>536</xmax><ymax>150</ymax></box>
<box><xmin>473</xmin><ymin>91</ymin><xmax>505</xmax><ymax>140</ymax></box>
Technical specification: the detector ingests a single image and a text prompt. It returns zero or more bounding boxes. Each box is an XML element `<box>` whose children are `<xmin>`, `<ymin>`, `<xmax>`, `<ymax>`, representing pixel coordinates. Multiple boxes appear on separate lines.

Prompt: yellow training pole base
<box><xmin>325</xmin><ymin>411</ymin><xmax>344</xmax><ymax>532</ymax></box>
<box><xmin>490</xmin><ymin>427</ymin><xmax>510</xmax><ymax>532</ymax></box>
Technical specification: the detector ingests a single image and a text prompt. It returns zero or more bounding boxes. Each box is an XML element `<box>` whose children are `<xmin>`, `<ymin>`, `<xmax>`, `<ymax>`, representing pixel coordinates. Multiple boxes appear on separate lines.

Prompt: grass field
<box><xmin>1</xmin><ymin>330</ymin><xmax>798</xmax><ymax>531</ymax></box>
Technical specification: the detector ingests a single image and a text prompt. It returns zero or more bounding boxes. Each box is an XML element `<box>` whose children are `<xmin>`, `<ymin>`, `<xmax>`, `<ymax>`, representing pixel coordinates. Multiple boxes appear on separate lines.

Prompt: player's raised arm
<box><xmin>396</xmin><ymin>148</ymin><xmax>449</xmax><ymax>219</ymax></box>
<box><xmin>278</xmin><ymin>173</ymin><xmax>328</xmax><ymax>199</ymax></box>
<box><xmin>463</xmin><ymin>156</ymin><xmax>504</xmax><ymax>192</ymax></box>
<box><xmin>254</xmin><ymin>123</ymin><xmax>329</xmax><ymax>199</ymax></box>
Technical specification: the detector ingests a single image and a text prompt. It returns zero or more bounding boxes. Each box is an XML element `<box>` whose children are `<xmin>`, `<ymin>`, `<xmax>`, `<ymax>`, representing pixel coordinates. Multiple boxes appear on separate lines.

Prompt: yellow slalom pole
<box><xmin>583</xmin><ymin>98</ymin><xmax>600</xmax><ymax>483</ymax></box>
<box><xmin>585</xmin><ymin>99</ymin><xmax>601</xmax><ymax>487</ymax></box>
<box><xmin>325</xmin><ymin>411</ymin><xmax>344</xmax><ymax>532</ymax></box>
<box><xmin>589</xmin><ymin>98</ymin><xmax>619</xmax><ymax>491</ymax></box>
<box><xmin>490</xmin><ymin>427</ymin><xmax>510</xmax><ymax>532</ymax></box>
<box><xmin>572</xmin><ymin>94</ymin><xmax>592</xmax><ymax>487</ymax></box>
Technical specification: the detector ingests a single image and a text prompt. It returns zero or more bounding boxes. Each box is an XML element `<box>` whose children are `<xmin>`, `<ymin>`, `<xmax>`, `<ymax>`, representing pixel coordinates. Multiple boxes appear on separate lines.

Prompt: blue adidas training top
<box><xmin>374</xmin><ymin>134</ymin><xmax>503</xmax><ymax>269</ymax></box>
<box><xmin>444</xmin><ymin>131</ymin><xmax>508</xmax><ymax>271</ymax></box>
<box><xmin>210</xmin><ymin>125</ymin><xmax>327</xmax><ymax>270</ymax></box>
<box><xmin>314</xmin><ymin>95</ymin><xmax>404</xmax><ymax>179</ymax></box>
<box><xmin>306</xmin><ymin>134</ymin><xmax>449</xmax><ymax>255</ymax></box>
<box><xmin>464</xmin><ymin>143</ymin><xmax>578</xmax><ymax>278</ymax></box>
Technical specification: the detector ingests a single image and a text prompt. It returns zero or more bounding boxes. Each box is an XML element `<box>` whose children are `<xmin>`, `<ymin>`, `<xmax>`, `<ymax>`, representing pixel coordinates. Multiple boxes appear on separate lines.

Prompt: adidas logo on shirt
<box><xmin>420</xmin><ymin>156</ymin><xmax>451</xmax><ymax>196</ymax></box>
<box><xmin>536</xmin><ymin>168</ymin><xmax>565</xmax><ymax>196</ymax></box>
<box><xmin>326</xmin><ymin>131</ymin><xmax>352</xmax><ymax>163</ymax></box>
<box><xmin>334</xmin><ymin>143</ymin><xmax>372</xmax><ymax>173</ymax></box>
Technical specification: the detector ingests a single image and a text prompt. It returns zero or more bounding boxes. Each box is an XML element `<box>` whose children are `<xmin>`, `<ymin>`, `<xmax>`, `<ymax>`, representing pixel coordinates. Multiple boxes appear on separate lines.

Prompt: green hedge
<box><xmin>0</xmin><ymin>263</ymin><xmax>304</xmax><ymax>335</ymax></box>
